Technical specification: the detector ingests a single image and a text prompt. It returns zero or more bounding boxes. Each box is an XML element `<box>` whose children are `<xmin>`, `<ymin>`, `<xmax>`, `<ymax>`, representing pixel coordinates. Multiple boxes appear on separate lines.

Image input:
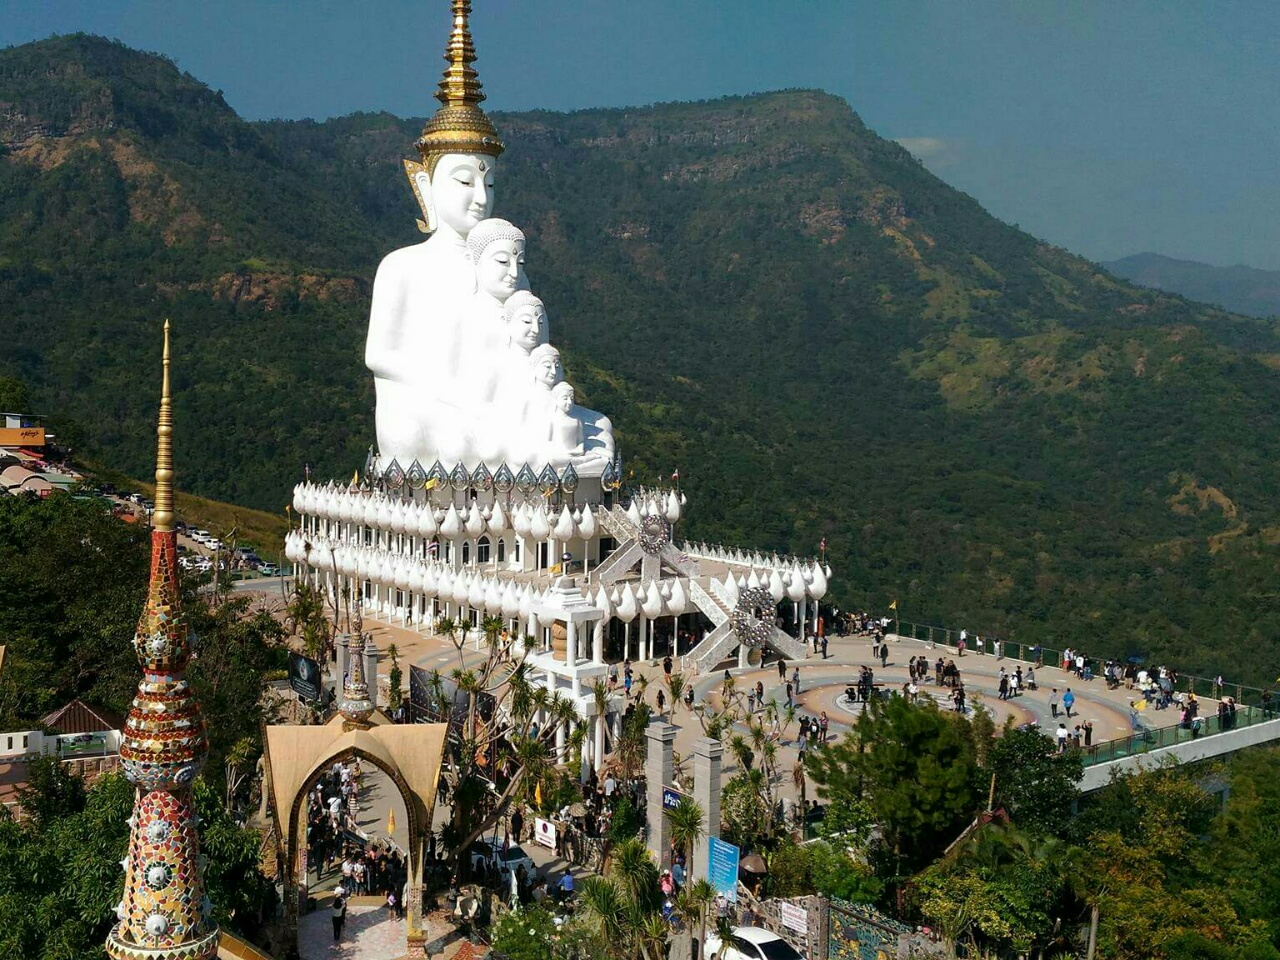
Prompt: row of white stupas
<box><xmin>284</xmin><ymin>527</ymin><xmax>831</xmax><ymax>618</ymax></box>
<box><xmin>291</xmin><ymin>481</ymin><xmax>690</xmax><ymax>540</ymax></box>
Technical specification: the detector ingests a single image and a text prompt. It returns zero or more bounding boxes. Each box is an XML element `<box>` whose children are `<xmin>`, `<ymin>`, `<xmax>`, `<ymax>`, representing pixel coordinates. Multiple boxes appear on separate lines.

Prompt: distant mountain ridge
<box><xmin>3</xmin><ymin>35</ymin><xmax>1280</xmax><ymax>682</ymax></box>
<box><xmin>1103</xmin><ymin>253</ymin><xmax>1280</xmax><ymax>319</ymax></box>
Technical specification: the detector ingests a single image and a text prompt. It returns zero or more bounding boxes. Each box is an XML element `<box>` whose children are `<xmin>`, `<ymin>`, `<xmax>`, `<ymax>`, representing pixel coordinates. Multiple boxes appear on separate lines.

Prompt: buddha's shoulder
<box><xmin>376</xmin><ymin>241</ymin><xmax>432</xmax><ymax>274</ymax></box>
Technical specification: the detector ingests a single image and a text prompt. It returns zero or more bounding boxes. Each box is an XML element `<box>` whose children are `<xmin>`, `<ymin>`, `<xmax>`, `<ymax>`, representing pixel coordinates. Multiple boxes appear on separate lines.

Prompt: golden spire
<box><xmin>153</xmin><ymin>319</ymin><xmax>174</xmax><ymax>533</ymax></box>
<box><xmin>415</xmin><ymin>0</ymin><xmax>504</xmax><ymax>174</ymax></box>
<box><xmin>437</xmin><ymin>0</ymin><xmax>484</xmax><ymax>110</ymax></box>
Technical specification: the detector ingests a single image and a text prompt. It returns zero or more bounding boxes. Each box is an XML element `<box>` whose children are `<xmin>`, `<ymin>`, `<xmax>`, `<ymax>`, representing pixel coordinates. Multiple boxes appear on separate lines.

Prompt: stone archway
<box><xmin>263</xmin><ymin>717</ymin><xmax>448</xmax><ymax>960</ymax></box>
<box><xmin>288</xmin><ymin>747</ymin><xmax>416</xmax><ymax>960</ymax></box>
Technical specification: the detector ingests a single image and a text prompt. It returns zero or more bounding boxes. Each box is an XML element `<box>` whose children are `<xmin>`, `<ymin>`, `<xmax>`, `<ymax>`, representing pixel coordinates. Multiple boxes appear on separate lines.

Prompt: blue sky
<box><xmin>4</xmin><ymin>0</ymin><xmax>1278</xmax><ymax>269</ymax></box>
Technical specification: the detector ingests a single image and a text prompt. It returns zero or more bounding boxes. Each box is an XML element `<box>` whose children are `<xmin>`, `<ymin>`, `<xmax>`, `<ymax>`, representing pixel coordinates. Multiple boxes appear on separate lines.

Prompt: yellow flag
<box><xmin>534</xmin><ymin>780</ymin><xmax>542</xmax><ymax>808</ymax></box>
<box><xmin>387</xmin><ymin>809</ymin><xmax>397</xmax><ymax>835</ymax></box>
<box><xmin>424</xmin><ymin>478</ymin><xmax>439</xmax><ymax>490</ymax></box>
<box><xmin>889</xmin><ymin>599</ymin><xmax>898</xmax><ymax>611</ymax></box>
<box><xmin>351</xmin><ymin>469</ymin><xmax>360</xmax><ymax>486</ymax></box>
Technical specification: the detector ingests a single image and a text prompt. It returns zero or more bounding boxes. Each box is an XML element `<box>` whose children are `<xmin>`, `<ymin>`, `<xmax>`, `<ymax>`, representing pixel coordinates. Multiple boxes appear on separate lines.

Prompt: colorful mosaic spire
<box><xmin>108</xmin><ymin>321</ymin><xmax>220</xmax><ymax>960</ymax></box>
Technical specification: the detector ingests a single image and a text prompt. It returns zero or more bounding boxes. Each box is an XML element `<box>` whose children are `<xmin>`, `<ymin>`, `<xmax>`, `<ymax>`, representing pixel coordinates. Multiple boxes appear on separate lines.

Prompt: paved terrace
<box><xmin>353</xmin><ymin>615</ymin><xmax>1243</xmax><ymax>803</ymax></box>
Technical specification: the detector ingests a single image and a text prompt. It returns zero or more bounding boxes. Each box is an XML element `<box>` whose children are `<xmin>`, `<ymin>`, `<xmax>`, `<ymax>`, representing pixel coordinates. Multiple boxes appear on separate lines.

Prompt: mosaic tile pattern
<box><xmin>106</xmin><ymin>529</ymin><xmax>217</xmax><ymax>960</ymax></box>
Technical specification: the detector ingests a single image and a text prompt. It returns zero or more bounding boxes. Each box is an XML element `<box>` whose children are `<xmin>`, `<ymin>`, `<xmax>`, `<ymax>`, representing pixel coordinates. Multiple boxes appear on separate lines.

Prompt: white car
<box><xmin>468</xmin><ymin>837</ymin><xmax>534</xmax><ymax>882</ymax></box>
<box><xmin>706</xmin><ymin>927</ymin><xmax>806</xmax><ymax>960</ymax></box>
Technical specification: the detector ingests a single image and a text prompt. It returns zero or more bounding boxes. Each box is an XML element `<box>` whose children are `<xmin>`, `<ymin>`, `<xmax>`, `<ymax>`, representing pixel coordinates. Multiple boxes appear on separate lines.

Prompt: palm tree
<box><xmin>578</xmin><ymin>837</ymin><xmax>666</xmax><ymax>960</ymax></box>
<box><xmin>666</xmin><ymin>795</ymin><xmax>706</xmax><ymax>878</ymax></box>
<box><xmin>668</xmin><ymin>673</ymin><xmax>687</xmax><ymax>711</ymax></box>
<box><xmin>675</xmin><ymin>878</ymin><xmax>716</xmax><ymax>960</ymax></box>
<box><xmin>481</xmin><ymin>614</ymin><xmax>505</xmax><ymax>650</ymax></box>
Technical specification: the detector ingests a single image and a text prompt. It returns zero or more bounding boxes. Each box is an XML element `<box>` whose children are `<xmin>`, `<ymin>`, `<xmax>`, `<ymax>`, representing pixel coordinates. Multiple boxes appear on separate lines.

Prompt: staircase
<box><xmin>688</xmin><ymin>579</ymin><xmax>729</xmax><ymax>626</ymax></box>
<box><xmin>691</xmin><ymin>621</ymin><xmax>738</xmax><ymax>671</ymax></box>
<box><xmin>596</xmin><ymin>504</ymin><xmax>638</xmax><ymax>542</ymax></box>
<box><xmin>766</xmin><ymin>625</ymin><xmax>810</xmax><ymax>660</ymax></box>
<box><xmin>591</xmin><ymin>540</ymin><xmax>644</xmax><ymax>584</ymax></box>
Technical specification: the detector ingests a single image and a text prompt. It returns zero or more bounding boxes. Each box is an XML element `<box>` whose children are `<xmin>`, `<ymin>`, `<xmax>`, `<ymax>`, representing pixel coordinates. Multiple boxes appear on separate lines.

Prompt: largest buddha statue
<box><xmin>366</xmin><ymin>0</ymin><xmax>615</xmax><ymax>477</ymax></box>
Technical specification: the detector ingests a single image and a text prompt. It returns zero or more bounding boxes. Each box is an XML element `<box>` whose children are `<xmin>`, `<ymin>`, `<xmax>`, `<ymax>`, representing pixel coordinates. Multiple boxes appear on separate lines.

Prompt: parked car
<box><xmin>205</xmin><ymin>539</ymin><xmax>223</xmax><ymax>551</ymax></box>
<box><xmin>468</xmin><ymin>837</ymin><xmax>534</xmax><ymax>882</ymax></box>
<box><xmin>258</xmin><ymin>562</ymin><xmax>279</xmax><ymax>577</ymax></box>
<box><xmin>706</xmin><ymin>927</ymin><xmax>806</xmax><ymax>960</ymax></box>
<box><xmin>190</xmin><ymin>529</ymin><xmax>211</xmax><ymax>544</ymax></box>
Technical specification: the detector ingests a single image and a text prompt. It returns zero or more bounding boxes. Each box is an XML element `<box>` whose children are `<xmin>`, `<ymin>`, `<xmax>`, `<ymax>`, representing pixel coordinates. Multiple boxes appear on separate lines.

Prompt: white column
<box><xmin>567</xmin><ymin>620</ymin><xmax>578</xmax><ymax>666</ymax></box>
<box><xmin>593</xmin><ymin>714</ymin><xmax>606</xmax><ymax>772</ymax></box>
<box><xmin>593</xmin><ymin>619</ymin><xmax>605</xmax><ymax>664</ymax></box>
<box><xmin>579</xmin><ymin>723</ymin><xmax>591</xmax><ymax>783</ymax></box>
<box><xmin>555</xmin><ymin>722</ymin><xmax>566</xmax><ymax>764</ymax></box>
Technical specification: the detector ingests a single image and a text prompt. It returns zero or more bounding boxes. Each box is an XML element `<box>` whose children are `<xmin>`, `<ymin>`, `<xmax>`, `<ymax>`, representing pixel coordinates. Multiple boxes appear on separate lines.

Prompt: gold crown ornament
<box><xmin>408</xmin><ymin>0</ymin><xmax>505</xmax><ymax>232</ymax></box>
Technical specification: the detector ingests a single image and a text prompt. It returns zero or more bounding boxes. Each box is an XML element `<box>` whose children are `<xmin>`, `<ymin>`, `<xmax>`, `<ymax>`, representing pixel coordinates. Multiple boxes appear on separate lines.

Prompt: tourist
<box><xmin>511</xmin><ymin>807</ymin><xmax>524</xmax><ymax>844</ymax></box>
<box><xmin>656</xmin><ymin>689</ymin><xmax>666</xmax><ymax>714</ymax></box>
<box><xmin>1050</xmin><ymin>688</ymin><xmax>1060</xmax><ymax>718</ymax></box>
<box><xmin>998</xmin><ymin>673</ymin><xmax>1009</xmax><ymax>701</ymax></box>
<box><xmin>685</xmin><ymin>685</ymin><xmax>695</xmax><ymax>710</ymax></box>
<box><xmin>792</xmin><ymin>666</ymin><xmax>801</xmax><ymax>694</ymax></box>
<box><xmin>820</xmin><ymin>634</ymin><xmax>828</xmax><ymax>658</ymax></box>
<box><xmin>818</xmin><ymin>712</ymin><xmax>829</xmax><ymax>743</ymax></box>
<box><xmin>959</xmin><ymin>628</ymin><xmax>968</xmax><ymax>656</ymax></box>
<box><xmin>747</xmin><ymin>690</ymin><xmax>756</xmax><ymax>713</ymax></box>
<box><xmin>1055</xmin><ymin>723</ymin><xmax>1069</xmax><ymax>754</ymax></box>
<box><xmin>1026</xmin><ymin>665</ymin><xmax>1036</xmax><ymax>690</ymax></box>
<box><xmin>331</xmin><ymin>892</ymin><xmax>347</xmax><ymax>941</ymax></box>
<box><xmin>1083</xmin><ymin>718</ymin><xmax>1094</xmax><ymax>747</ymax></box>
<box><xmin>663</xmin><ymin>655</ymin><xmax>673</xmax><ymax>680</ymax></box>
<box><xmin>880</xmin><ymin>643</ymin><xmax>888</xmax><ymax>668</ymax></box>
<box><xmin>777</xmin><ymin>658</ymin><xmax>787</xmax><ymax>681</ymax></box>
<box><xmin>1062</xmin><ymin>688</ymin><xmax>1076</xmax><ymax>718</ymax></box>
<box><xmin>785</xmin><ymin>681</ymin><xmax>794</xmax><ymax>708</ymax></box>
<box><xmin>755</xmin><ymin>680</ymin><xmax>765</xmax><ymax>710</ymax></box>
<box><xmin>993</xmin><ymin>638</ymin><xmax>1003</xmax><ymax>660</ymax></box>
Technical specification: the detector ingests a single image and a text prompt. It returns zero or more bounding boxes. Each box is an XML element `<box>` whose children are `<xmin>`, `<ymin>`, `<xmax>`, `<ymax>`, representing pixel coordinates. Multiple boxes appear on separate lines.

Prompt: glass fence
<box><xmin>890</xmin><ymin>619</ymin><xmax>1279</xmax><ymax>766</ymax></box>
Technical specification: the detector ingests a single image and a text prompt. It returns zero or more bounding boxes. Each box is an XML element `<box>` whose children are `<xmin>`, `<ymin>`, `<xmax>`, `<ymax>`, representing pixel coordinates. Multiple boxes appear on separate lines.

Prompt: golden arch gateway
<box><xmin>264</xmin><ymin>711</ymin><xmax>448</xmax><ymax>959</ymax></box>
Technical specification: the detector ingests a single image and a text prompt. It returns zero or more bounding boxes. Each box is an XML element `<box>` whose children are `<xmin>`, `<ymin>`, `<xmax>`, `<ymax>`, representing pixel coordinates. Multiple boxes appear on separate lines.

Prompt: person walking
<box><xmin>785</xmin><ymin>681</ymin><xmax>794</xmax><ymax>708</ymax></box>
<box><xmin>331</xmin><ymin>893</ymin><xmax>347</xmax><ymax>941</ymax></box>
<box><xmin>1063</xmin><ymin>688</ymin><xmax>1076</xmax><ymax>718</ymax></box>
<box><xmin>777</xmin><ymin>658</ymin><xmax>787</xmax><ymax>681</ymax></box>
<box><xmin>792</xmin><ymin>666</ymin><xmax>801</xmax><ymax>695</ymax></box>
<box><xmin>1050</xmin><ymin>688</ymin><xmax>1060</xmax><ymax>718</ymax></box>
<box><xmin>820</xmin><ymin>634</ymin><xmax>828</xmax><ymax>659</ymax></box>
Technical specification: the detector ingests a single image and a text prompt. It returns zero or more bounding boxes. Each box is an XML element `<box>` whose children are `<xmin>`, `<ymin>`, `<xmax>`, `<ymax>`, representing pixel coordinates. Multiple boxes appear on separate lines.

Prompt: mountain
<box><xmin>3</xmin><ymin>35</ymin><xmax>1280</xmax><ymax>682</ymax></box>
<box><xmin>1102</xmin><ymin>253</ymin><xmax>1280</xmax><ymax>320</ymax></box>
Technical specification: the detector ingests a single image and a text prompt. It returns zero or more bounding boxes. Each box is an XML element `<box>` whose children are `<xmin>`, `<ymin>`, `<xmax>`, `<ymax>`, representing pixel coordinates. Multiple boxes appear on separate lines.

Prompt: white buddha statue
<box><xmin>364</xmin><ymin>0</ymin><xmax>505</xmax><ymax>468</ymax></box>
<box><xmin>465</xmin><ymin>218</ymin><xmax>537</xmax><ymax>403</ymax></box>
<box><xmin>525</xmin><ymin>346</ymin><xmax>616</xmax><ymax>474</ymax></box>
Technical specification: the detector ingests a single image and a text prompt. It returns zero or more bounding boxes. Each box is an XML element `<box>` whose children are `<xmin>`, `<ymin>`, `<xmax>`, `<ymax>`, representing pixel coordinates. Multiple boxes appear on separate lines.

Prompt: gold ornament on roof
<box><xmin>414</xmin><ymin>0</ymin><xmax>504</xmax><ymax>176</ymax></box>
<box><xmin>153</xmin><ymin>319</ymin><xmax>175</xmax><ymax>533</ymax></box>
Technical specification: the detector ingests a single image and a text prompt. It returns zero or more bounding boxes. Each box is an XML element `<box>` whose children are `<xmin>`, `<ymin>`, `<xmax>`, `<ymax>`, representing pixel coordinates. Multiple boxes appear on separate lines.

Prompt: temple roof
<box><xmin>40</xmin><ymin>698</ymin><xmax>124</xmax><ymax>735</ymax></box>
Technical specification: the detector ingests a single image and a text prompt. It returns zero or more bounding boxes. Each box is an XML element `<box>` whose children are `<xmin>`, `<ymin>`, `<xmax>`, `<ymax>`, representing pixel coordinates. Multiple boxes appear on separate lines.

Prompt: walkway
<box><xmin>298</xmin><ymin>899</ymin><xmax>406</xmax><ymax>960</ymax></box>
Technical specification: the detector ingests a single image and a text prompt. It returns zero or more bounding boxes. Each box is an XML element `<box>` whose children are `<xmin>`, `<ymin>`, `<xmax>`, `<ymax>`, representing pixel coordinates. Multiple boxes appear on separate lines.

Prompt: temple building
<box><xmin>285</xmin><ymin>0</ymin><xmax>832</xmax><ymax>773</ymax></box>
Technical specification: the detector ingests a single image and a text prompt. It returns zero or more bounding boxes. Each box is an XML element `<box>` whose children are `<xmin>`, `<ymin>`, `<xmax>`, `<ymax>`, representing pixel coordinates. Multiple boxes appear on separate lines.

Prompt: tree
<box><xmin>665</xmin><ymin>795</ymin><xmax>705</xmax><ymax>875</ymax></box>
<box><xmin>675</xmin><ymin>878</ymin><xmax>716</xmax><ymax>960</ymax></box>
<box><xmin>986</xmin><ymin>724</ymin><xmax>1083</xmax><ymax>838</ymax></box>
<box><xmin>807</xmin><ymin>694</ymin><xmax>979</xmax><ymax>877</ymax></box>
<box><xmin>16</xmin><ymin>754</ymin><xmax>86</xmax><ymax>828</ymax></box>
<box><xmin>577</xmin><ymin>837</ymin><xmax>667</xmax><ymax>960</ymax></box>
<box><xmin>387</xmin><ymin>642</ymin><xmax>404</xmax><ymax>712</ymax></box>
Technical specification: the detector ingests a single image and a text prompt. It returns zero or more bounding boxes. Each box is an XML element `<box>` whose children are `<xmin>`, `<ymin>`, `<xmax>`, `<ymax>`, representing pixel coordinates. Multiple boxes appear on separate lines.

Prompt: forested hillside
<box><xmin>3</xmin><ymin>35</ymin><xmax>1280</xmax><ymax>681</ymax></box>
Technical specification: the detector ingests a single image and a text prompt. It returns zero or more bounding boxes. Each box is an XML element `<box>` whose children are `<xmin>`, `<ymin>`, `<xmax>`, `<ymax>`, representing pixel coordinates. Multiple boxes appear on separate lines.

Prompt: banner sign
<box><xmin>288</xmin><ymin>651</ymin><xmax>322</xmax><ymax>703</ymax></box>
<box><xmin>534</xmin><ymin>817</ymin><xmax>557</xmax><ymax>850</ymax></box>
<box><xmin>0</xmin><ymin>427</ymin><xmax>45</xmax><ymax>447</ymax></box>
<box><xmin>662</xmin><ymin>786</ymin><xmax>687</xmax><ymax>811</ymax></box>
<box><xmin>780</xmin><ymin>902</ymin><xmax>808</xmax><ymax>933</ymax></box>
<box><xmin>709</xmin><ymin>836</ymin><xmax>740</xmax><ymax>903</ymax></box>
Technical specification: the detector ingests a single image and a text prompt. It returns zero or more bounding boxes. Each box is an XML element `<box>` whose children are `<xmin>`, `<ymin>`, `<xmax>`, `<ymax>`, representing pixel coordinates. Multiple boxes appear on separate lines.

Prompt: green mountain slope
<box><xmin>3</xmin><ymin>35</ymin><xmax>1280</xmax><ymax>681</ymax></box>
<box><xmin>1104</xmin><ymin>252</ymin><xmax>1280</xmax><ymax>320</ymax></box>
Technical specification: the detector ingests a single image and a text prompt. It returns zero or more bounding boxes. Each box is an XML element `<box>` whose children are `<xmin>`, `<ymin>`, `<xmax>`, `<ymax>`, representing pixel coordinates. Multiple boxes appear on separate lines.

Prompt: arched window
<box><xmin>477</xmin><ymin>536</ymin><xmax>491</xmax><ymax>564</ymax></box>
<box><xmin>497</xmin><ymin>538</ymin><xmax>506</xmax><ymax>563</ymax></box>
<box><xmin>462</xmin><ymin>540</ymin><xmax>471</xmax><ymax>564</ymax></box>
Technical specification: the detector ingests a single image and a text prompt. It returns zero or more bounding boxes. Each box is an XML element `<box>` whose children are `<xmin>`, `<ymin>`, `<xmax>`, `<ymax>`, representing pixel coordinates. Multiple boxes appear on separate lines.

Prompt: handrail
<box><xmin>1079</xmin><ymin>701</ymin><xmax>1280</xmax><ymax>767</ymax></box>
<box><xmin>891</xmin><ymin>618</ymin><xmax>1275</xmax><ymax>712</ymax></box>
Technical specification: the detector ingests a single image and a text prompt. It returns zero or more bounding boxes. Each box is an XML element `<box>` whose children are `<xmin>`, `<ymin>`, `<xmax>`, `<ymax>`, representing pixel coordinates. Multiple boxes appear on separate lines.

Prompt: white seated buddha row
<box><xmin>365</xmin><ymin>152</ymin><xmax>614</xmax><ymax>476</ymax></box>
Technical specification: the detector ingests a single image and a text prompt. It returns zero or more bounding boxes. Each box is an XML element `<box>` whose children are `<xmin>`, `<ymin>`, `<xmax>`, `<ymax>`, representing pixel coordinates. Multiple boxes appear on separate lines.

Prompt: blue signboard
<box><xmin>708</xmin><ymin>836</ymin><xmax>740</xmax><ymax>903</ymax></box>
<box><xmin>662</xmin><ymin>786</ymin><xmax>686</xmax><ymax>810</ymax></box>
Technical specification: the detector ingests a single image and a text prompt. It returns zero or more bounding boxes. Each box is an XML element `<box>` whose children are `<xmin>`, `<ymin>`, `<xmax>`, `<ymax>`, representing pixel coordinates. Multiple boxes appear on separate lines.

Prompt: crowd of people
<box><xmin>305</xmin><ymin>758</ymin><xmax>410</xmax><ymax>942</ymax></box>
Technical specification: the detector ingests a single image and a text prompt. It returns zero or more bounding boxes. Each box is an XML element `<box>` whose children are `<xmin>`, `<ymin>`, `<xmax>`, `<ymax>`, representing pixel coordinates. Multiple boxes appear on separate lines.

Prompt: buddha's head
<box><xmin>409</xmin><ymin>154</ymin><xmax>496</xmax><ymax>240</ymax></box>
<box><xmin>529</xmin><ymin>344</ymin><xmax>562</xmax><ymax>389</ymax></box>
<box><xmin>468</xmin><ymin>218</ymin><xmax>526</xmax><ymax>302</ymax></box>
<box><xmin>502</xmin><ymin>291</ymin><xmax>545</xmax><ymax>353</ymax></box>
<box><xmin>552</xmin><ymin>381</ymin><xmax>575</xmax><ymax>414</ymax></box>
